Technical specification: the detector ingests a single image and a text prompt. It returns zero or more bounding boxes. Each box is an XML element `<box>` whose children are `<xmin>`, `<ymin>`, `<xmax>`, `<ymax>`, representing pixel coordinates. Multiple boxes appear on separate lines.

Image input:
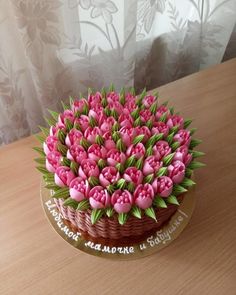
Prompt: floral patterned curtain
<box><xmin>0</xmin><ymin>0</ymin><xmax>235</xmax><ymax>145</ymax></box>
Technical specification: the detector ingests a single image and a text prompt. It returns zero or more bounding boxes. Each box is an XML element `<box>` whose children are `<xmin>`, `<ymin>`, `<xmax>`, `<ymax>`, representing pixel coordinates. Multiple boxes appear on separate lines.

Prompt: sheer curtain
<box><xmin>0</xmin><ymin>0</ymin><xmax>235</xmax><ymax>145</ymax></box>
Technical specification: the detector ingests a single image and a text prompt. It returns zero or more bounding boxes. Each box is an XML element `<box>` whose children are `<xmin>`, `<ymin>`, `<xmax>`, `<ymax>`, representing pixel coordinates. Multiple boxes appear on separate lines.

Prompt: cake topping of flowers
<box><xmin>35</xmin><ymin>86</ymin><xmax>205</xmax><ymax>225</ymax></box>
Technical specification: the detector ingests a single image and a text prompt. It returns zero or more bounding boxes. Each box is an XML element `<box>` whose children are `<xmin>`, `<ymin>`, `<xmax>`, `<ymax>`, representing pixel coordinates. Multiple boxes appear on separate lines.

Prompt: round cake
<box><xmin>35</xmin><ymin>86</ymin><xmax>204</xmax><ymax>246</ymax></box>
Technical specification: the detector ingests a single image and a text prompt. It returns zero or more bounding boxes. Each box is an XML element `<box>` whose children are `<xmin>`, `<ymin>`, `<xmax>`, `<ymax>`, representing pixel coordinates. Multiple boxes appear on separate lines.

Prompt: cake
<box><xmin>35</xmin><ymin>86</ymin><xmax>204</xmax><ymax>246</ymax></box>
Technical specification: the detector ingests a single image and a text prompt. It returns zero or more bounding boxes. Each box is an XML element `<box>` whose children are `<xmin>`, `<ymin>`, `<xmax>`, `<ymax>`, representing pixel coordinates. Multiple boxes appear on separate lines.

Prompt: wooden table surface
<box><xmin>1</xmin><ymin>59</ymin><xmax>236</xmax><ymax>295</ymax></box>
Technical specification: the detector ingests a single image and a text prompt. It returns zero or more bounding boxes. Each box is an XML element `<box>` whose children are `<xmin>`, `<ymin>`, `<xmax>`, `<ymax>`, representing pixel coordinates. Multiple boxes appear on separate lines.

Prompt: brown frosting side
<box><xmin>54</xmin><ymin>195</ymin><xmax>184</xmax><ymax>246</ymax></box>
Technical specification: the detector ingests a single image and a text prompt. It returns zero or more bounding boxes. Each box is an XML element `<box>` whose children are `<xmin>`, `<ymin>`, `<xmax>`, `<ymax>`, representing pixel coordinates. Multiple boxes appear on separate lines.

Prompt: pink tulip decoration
<box><xmin>143</xmin><ymin>94</ymin><xmax>156</xmax><ymax>108</ymax></box>
<box><xmin>151</xmin><ymin>122</ymin><xmax>169</xmax><ymax>137</ymax></box>
<box><xmin>156</xmin><ymin>105</ymin><xmax>169</xmax><ymax>119</ymax></box>
<box><xmin>103</xmin><ymin>132</ymin><xmax>116</xmax><ymax>150</ymax></box>
<box><xmin>174</xmin><ymin>145</ymin><xmax>192</xmax><ymax>165</ymax></box>
<box><xmin>152</xmin><ymin>176</ymin><xmax>173</xmax><ymax>197</ymax></box>
<box><xmin>58</xmin><ymin>110</ymin><xmax>75</xmax><ymax>127</ymax></box>
<box><xmin>106</xmin><ymin>91</ymin><xmax>120</xmax><ymax>103</ymax></box>
<box><xmin>69</xmin><ymin>177</ymin><xmax>90</xmax><ymax>201</ymax></box>
<box><xmin>88</xmin><ymin>92</ymin><xmax>102</xmax><ymax>107</ymax></box>
<box><xmin>126</xmin><ymin>143</ymin><xmax>146</xmax><ymax>158</ymax></box>
<box><xmin>134</xmin><ymin>184</ymin><xmax>155</xmax><ymax>209</ymax></box>
<box><xmin>139</xmin><ymin>109</ymin><xmax>154</xmax><ymax>123</ymax></box>
<box><xmin>99</xmin><ymin>116</ymin><xmax>116</xmax><ymax>133</ymax></box>
<box><xmin>78</xmin><ymin>159</ymin><xmax>100</xmax><ymax>179</ymax></box>
<box><xmin>124</xmin><ymin>100</ymin><xmax>137</xmax><ymax>113</ymax></box>
<box><xmin>108</xmin><ymin>101</ymin><xmax>123</xmax><ymax>115</ymax></box>
<box><xmin>168</xmin><ymin>160</ymin><xmax>186</xmax><ymax>184</ymax></box>
<box><xmin>153</xmin><ymin>140</ymin><xmax>171</xmax><ymax>160</ymax></box>
<box><xmin>143</xmin><ymin>156</ymin><xmax>162</xmax><ymax>176</ymax></box>
<box><xmin>65</xmin><ymin>129</ymin><xmax>83</xmax><ymax>147</ymax></box>
<box><xmin>71</xmin><ymin>98</ymin><xmax>87</xmax><ymax>113</ymax></box>
<box><xmin>135</xmin><ymin>126</ymin><xmax>151</xmax><ymax>143</ymax></box>
<box><xmin>74</xmin><ymin>115</ymin><xmax>90</xmax><ymax>132</ymax></box>
<box><xmin>123</xmin><ymin>167</ymin><xmax>143</xmax><ymax>185</ymax></box>
<box><xmin>84</xmin><ymin>126</ymin><xmax>102</xmax><ymax>144</ymax></box>
<box><xmin>88</xmin><ymin>144</ymin><xmax>107</xmax><ymax>162</ymax></box>
<box><xmin>89</xmin><ymin>186</ymin><xmax>110</xmax><ymax>209</ymax></box>
<box><xmin>107</xmin><ymin>149</ymin><xmax>126</xmax><ymax>166</ymax></box>
<box><xmin>119</xmin><ymin>126</ymin><xmax>136</xmax><ymax>147</ymax></box>
<box><xmin>99</xmin><ymin>166</ymin><xmax>120</xmax><ymax>187</ymax></box>
<box><xmin>173</xmin><ymin>129</ymin><xmax>191</xmax><ymax>147</ymax></box>
<box><xmin>67</xmin><ymin>144</ymin><xmax>87</xmax><ymax>164</ymax></box>
<box><xmin>46</xmin><ymin>151</ymin><xmax>62</xmax><ymax>173</ymax></box>
<box><xmin>118</xmin><ymin>113</ymin><xmax>133</xmax><ymax>128</ymax></box>
<box><xmin>43</xmin><ymin>136</ymin><xmax>59</xmax><ymax>155</ymax></box>
<box><xmin>54</xmin><ymin>166</ymin><xmax>75</xmax><ymax>187</ymax></box>
<box><xmin>111</xmin><ymin>190</ymin><xmax>133</xmax><ymax>213</ymax></box>
<box><xmin>166</xmin><ymin>114</ymin><xmax>184</xmax><ymax>129</ymax></box>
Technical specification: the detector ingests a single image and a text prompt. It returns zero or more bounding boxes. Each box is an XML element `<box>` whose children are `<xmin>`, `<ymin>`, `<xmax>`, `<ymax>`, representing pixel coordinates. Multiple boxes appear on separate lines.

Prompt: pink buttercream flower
<box><xmin>153</xmin><ymin>140</ymin><xmax>171</xmax><ymax>160</ymax></box>
<box><xmin>89</xmin><ymin>186</ymin><xmax>110</xmax><ymax>209</ymax></box>
<box><xmin>49</xmin><ymin>124</ymin><xmax>65</xmax><ymax>136</ymax></box>
<box><xmin>152</xmin><ymin>176</ymin><xmax>173</xmax><ymax>197</ymax></box>
<box><xmin>123</xmin><ymin>167</ymin><xmax>143</xmax><ymax>185</ymax></box>
<box><xmin>78</xmin><ymin>159</ymin><xmax>99</xmax><ymax>179</ymax></box>
<box><xmin>126</xmin><ymin>143</ymin><xmax>145</xmax><ymax>158</ymax></box>
<box><xmin>111</xmin><ymin>190</ymin><xmax>133</xmax><ymax>213</ymax></box>
<box><xmin>156</xmin><ymin>105</ymin><xmax>169</xmax><ymax>119</ymax></box>
<box><xmin>118</xmin><ymin>113</ymin><xmax>133</xmax><ymax>128</ymax></box>
<box><xmin>43</xmin><ymin>136</ymin><xmax>59</xmax><ymax>155</ymax></box>
<box><xmin>167</xmin><ymin>115</ymin><xmax>184</xmax><ymax>129</ymax></box>
<box><xmin>88</xmin><ymin>92</ymin><xmax>102</xmax><ymax>107</ymax></box>
<box><xmin>168</xmin><ymin>160</ymin><xmax>185</xmax><ymax>184</ymax></box>
<box><xmin>46</xmin><ymin>151</ymin><xmax>62</xmax><ymax>173</ymax></box>
<box><xmin>125</xmin><ymin>92</ymin><xmax>136</xmax><ymax>102</ymax></box>
<box><xmin>134</xmin><ymin>184</ymin><xmax>154</xmax><ymax>209</ymax></box>
<box><xmin>107</xmin><ymin>149</ymin><xmax>126</xmax><ymax>166</ymax></box>
<box><xmin>124</xmin><ymin>100</ymin><xmax>137</xmax><ymax>113</ymax></box>
<box><xmin>84</xmin><ymin>126</ymin><xmax>102</xmax><ymax>143</ymax></box>
<box><xmin>67</xmin><ymin>144</ymin><xmax>87</xmax><ymax>164</ymax></box>
<box><xmin>99</xmin><ymin>116</ymin><xmax>116</xmax><ymax>133</ymax></box>
<box><xmin>143</xmin><ymin>95</ymin><xmax>156</xmax><ymax>108</ymax></box>
<box><xmin>75</xmin><ymin>115</ymin><xmax>90</xmax><ymax>132</ymax></box>
<box><xmin>108</xmin><ymin>101</ymin><xmax>123</xmax><ymax>114</ymax></box>
<box><xmin>143</xmin><ymin>156</ymin><xmax>162</xmax><ymax>176</ymax></box>
<box><xmin>173</xmin><ymin>129</ymin><xmax>191</xmax><ymax>146</ymax></box>
<box><xmin>69</xmin><ymin>177</ymin><xmax>90</xmax><ymax>201</ymax></box>
<box><xmin>72</xmin><ymin>98</ymin><xmax>87</xmax><ymax>113</ymax></box>
<box><xmin>152</xmin><ymin>122</ymin><xmax>169</xmax><ymax>137</ymax></box>
<box><xmin>135</xmin><ymin>126</ymin><xmax>151</xmax><ymax>143</ymax></box>
<box><xmin>99</xmin><ymin>167</ymin><xmax>120</xmax><ymax>187</ymax></box>
<box><xmin>119</xmin><ymin>126</ymin><xmax>136</xmax><ymax>146</ymax></box>
<box><xmin>107</xmin><ymin>91</ymin><xmax>119</xmax><ymax>103</ymax></box>
<box><xmin>174</xmin><ymin>146</ymin><xmax>192</xmax><ymax>166</ymax></box>
<box><xmin>103</xmin><ymin>132</ymin><xmax>116</xmax><ymax>149</ymax></box>
<box><xmin>88</xmin><ymin>144</ymin><xmax>107</xmax><ymax>162</ymax></box>
<box><xmin>54</xmin><ymin>166</ymin><xmax>75</xmax><ymax>187</ymax></box>
<box><xmin>139</xmin><ymin>109</ymin><xmax>154</xmax><ymax>123</ymax></box>
<box><xmin>65</xmin><ymin>129</ymin><xmax>83</xmax><ymax>147</ymax></box>
<box><xmin>58</xmin><ymin>110</ymin><xmax>75</xmax><ymax>127</ymax></box>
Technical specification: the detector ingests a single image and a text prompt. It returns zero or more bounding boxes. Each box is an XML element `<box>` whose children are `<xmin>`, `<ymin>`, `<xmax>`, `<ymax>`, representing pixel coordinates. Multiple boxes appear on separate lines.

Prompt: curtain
<box><xmin>0</xmin><ymin>0</ymin><xmax>235</xmax><ymax>145</ymax></box>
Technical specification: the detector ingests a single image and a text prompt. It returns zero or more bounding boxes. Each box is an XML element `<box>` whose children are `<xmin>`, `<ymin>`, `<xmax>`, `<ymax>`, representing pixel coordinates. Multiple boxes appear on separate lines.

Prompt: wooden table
<box><xmin>1</xmin><ymin>59</ymin><xmax>236</xmax><ymax>295</ymax></box>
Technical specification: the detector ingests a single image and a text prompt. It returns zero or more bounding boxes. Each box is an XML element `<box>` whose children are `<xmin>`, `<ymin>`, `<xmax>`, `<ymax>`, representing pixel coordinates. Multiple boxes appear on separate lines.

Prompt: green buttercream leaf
<box><xmin>82</xmin><ymin>103</ymin><xmax>89</xmax><ymax>115</ymax></box>
<box><xmin>88</xmin><ymin>176</ymin><xmax>99</xmax><ymax>187</ymax></box>
<box><xmin>106</xmin><ymin>207</ymin><xmax>114</xmax><ymax>217</ymax></box>
<box><xmin>80</xmin><ymin>138</ymin><xmax>90</xmax><ymax>150</ymax></box>
<box><xmin>61</xmin><ymin>101</ymin><xmax>70</xmax><ymax>110</ymax></box>
<box><xmin>150</xmin><ymin>102</ymin><xmax>158</xmax><ymax>114</ymax></box>
<box><xmin>47</xmin><ymin>109</ymin><xmax>59</xmax><ymax>121</ymax></box>
<box><xmin>125</xmin><ymin>155</ymin><xmax>136</xmax><ymax>167</ymax></box>
<box><xmin>190</xmin><ymin>150</ymin><xmax>205</xmax><ymax>158</ymax></box>
<box><xmin>39</xmin><ymin>126</ymin><xmax>49</xmax><ymax>136</ymax></box>
<box><xmin>130</xmin><ymin>87</ymin><xmax>135</xmax><ymax>96</ymax></box>
<box><xmin>88</xmin><ymin>87</ymin><xmax>93</xmax><ymax>95</ymax></box>
<box><xmin>98</xmin><ymin>159</ymin><xmax>106</xmax><ymax>169</ymax></box>
<box><xmin>153</xmin><ymin>197</ymin><xmax>167</xmax><ymax>208</ymax></box>
<box><xmin>171</xmin><ymin>141</ymin><xmax>180</xmax><ymax>151</ymax></box>
<box><xmin>170</xmin><ymin>125</ymin><xmax>179</xmax><ymax>134</ymax></box>
<box><xmin>57</xmin><ymin>143</ymin><xmax>68</xmax><ymax>156</ymax></box>
<box><xmin>131</xmin><ymin>108</ymin><xmax>139</xmax><ymax>120</ymax></box>
<box><xmin>144</xmin><ymin>174</ymin><xmax>154</xmax><ymax>184</ymax></box>
<box><xmin>65</xmin><ymin>118</ymin><xmax>73</xmax><ymax>131</ymax></box>
<box><xmin>95</xmin><ymin>134</ymin><xmax>104</xmax><ymax>145</ymax></box>
<box><xmin>116</xmin><ymin>138</ymin><xmax>126</xmax><ymax>152</ymax></box>
<box><xmin>181</xmin><ymin>177</ymin><xmax>196</xmax><ymax>187</ymax></box>
<box><xmin>61</xmin><ymin>157</ymin><xmax>71</xmax><ymax>167</ymax></box>
<box><xmin>101</xmin><ymin>87</ymin><xmax>106</xmax><ymax>97</ymax></box>
<box><xmin>173</xmin><ymin>185</ymin><xmax>187</xmax><ymax>195</ymax></box>
<box><xmin>69</xmin><ymin>96</ymin><xmax>74</xmax><ymax>108</ymax></box>
<box><xmin>36</xmin><ymin>166</ymin><xmax>49</xmax><ymax>174</ymax></box>
<box><xmin>127</xmin><ymin>182</ymin><xmax>135</xmax><ymax>193</ymax></box>
<box><xmin>77</xmin><ymin>199</ymin><xmax>90</xmax><ymax>211</ymax></box>
<box><xmin>162</xmin><ymin>101</ymin><xmax>168</xmax><ymax>106</ymax></box>
<box><xmin>146</xmin><ymin>120</ymin><xmax>153</xmax><ymax>129</ymax></box>
<box><xmin>111</xmin><ymin>109</ymin><xmax>118</xmax><ymax>120</ymax></box>
<box><xmin>34</xmin><ymin>157</ymin><xmax>46</xmax><ymax>165</ymax></box>
<box><xmin>89</xmin><ymin>116</ymin><xmax>98</xmax><ymax>128</ymax></box>
<box><xmin>45</xmin><ymin>183</ymin><xmax>61</xmax><ymax>191</ymax></box>
<box><xmin>145</xmin><ymin>146</ymin><xmax>153</xmax><ymax>157</ymax></box>
<box><xmin>45</xmin><ymin>117</ymin><xmax>56</xmax><ymax>127</ymax></box>
<box><xmin>63</xmin><ymin>197</ymin><xmax>78</xmax><ymax>210</ymax></box>
<box><xmin>166</xmin><ymin>132</ymin><xmax>174</xmax><ymax>144</ymax></box>
<box><xmin>184</xmin><ymin>119</ymin><xmax>192</xmax><ymax>129</ymax></box>
<box><xmin>145</xmin><ymin>207</ymin><xmax>157</xmax><ymax>222</ymax></box>
<box><xmin>188</xmin><ymin>161</ymin><xmax>206</xmax><ymax>170</ymax></box>
<box><xmin>166</xmin><ymin>195</ymin><xmax>179</xmax><ymax>205</ymax></box>
<box><xmin>146</xmin><ymin>133</ymin><xmax>163</xmax><ymax>147</ymax></box>
<box><xmin>132</xmin><ymin>134</ymin><xmax>145</xmax><ymax>145</ymax></box>
<box><xmin>159</xmin><ymin>112</ymin><xmax>167</xmax><ymax>122</ymax></box>
<box><xmin>35</xmin><ymin>134</ymin><xmax>45</xmax><ymax>144</ymax></box>
<box><xmin>156</xmin><ymin>167</ymin><xmax>168</xmax><ymax>177</ymax></box>
<box><xmin>57</xmin><ymin>129</ymin><xmax>66</xmax><ymax>144</ymax></box>
<box><xmin>53</xmin><ymin>187</ymin><xmax>70</xmax><ymax>199</ymax></box>
<box><xmin>135</xmin><ymin>157</ymin><xmax>144</xmax><ymax>170</ymax></box>
<box><xmin>118</xmin><ymin>212</ymin><xmax>128</xmax><ymax>225</ymax></box>
<box><xmin>185</xmin><ymin>168</ymin><xmax>193</xmax><ymax>178</ymax></box>
<box><xmin>131</xmin><ymin>206</ymin><xmax>142</xmax><ymax>219</ymax></box>
<box><xmin>134</xmin><ymin>117</ymin><xmax>141</xmax><ymax>127</ymax></box>
<box><xmin>116</xmin><ymin>163</ymin><xmax>124</xmax><ymax>174</ymax></box>
<box><xmin>112</xmin><ymin>131</ymin><xmax>120</xmax><ymax>142</ymax></box>
<box><xmin>112</xmin><ymin>122</ymin><xmax>119</xmax><ymax>132</ymax></box>
<box><xmin>107</xmin><ymin>184</ymin><xmax>116</xmax><ymax>194</ymax></box>
<box><xmin>163</xmin><ymin>152</ymin><xmax>175</xmax><ymax>166</ymax></box>
<box><xmin>190</xmin><ymin>128</ymin><xmax>197</xmax><ymax>135</ymax></box>
<box><xmin>101</xmin><ymin>97</ymin><xmax>108</xmax><ymax>108</ymax></box>
<box><xmin>109</xmin><ymin>83</ymin><xmax>115</xmax><ymax>92</ymax></box>
<box><xmin>70</xmin><ymin>161</ymin><xmax>79</xmax><ymax>174</ymax></box>
<box><xmin>169</xmin><ymin>107</ymin><xmax>174</xmax><ymax>115</ymax></box>
<box><xmin>117</xmin><ymin>178</ymin><xmax>126</xmax><ymax>189</ymax></box>
<box><xmin>91</xmin><ymin>209</ymin><xmax>104</xmax><ymax>225</ymax></box>
<box><xmin>189</xmin><ymin>138</ymin><xmax>202</xmax><ymax>149</ymax></box>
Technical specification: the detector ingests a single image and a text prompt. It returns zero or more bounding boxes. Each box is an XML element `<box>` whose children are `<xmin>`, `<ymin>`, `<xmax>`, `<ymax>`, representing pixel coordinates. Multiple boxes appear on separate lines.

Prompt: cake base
<box><xmin>41</xmin><ymin>181</ymin><xmax>196</xmax><ymax>259</ymax></box>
